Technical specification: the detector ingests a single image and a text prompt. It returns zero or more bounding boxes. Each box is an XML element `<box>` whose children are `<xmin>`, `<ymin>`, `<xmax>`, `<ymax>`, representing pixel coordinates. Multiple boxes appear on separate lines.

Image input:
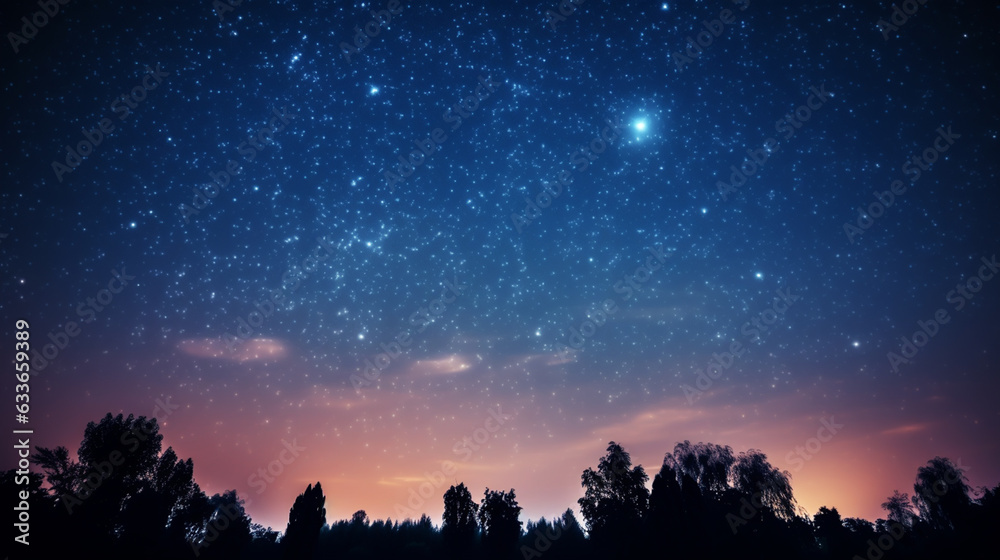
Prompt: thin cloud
<box><xmin>177</xmin><ymin>337</ymin><xmax>288</xmax><ymax>363</ymax></box>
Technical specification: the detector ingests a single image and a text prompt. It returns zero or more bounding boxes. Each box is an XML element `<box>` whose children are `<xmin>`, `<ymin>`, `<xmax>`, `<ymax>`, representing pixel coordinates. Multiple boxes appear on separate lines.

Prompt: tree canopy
<box><xmin>8</xmin><ymin>413</ymin><xmax>998</xmax><ymax>560</ymax></box>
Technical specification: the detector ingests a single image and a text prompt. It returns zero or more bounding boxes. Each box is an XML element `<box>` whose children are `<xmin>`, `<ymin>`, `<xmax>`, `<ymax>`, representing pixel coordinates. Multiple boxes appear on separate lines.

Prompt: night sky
<box><xmin>2</xmin><ymin>0</ymin><xmax>999</xmax><ymax>533</ymax></box>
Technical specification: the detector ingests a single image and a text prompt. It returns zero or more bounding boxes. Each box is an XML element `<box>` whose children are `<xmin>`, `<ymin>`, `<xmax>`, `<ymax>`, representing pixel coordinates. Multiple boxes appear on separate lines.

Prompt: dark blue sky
<box><xmin>2</xmin><ymin>0</ymin><xmax>998</xmax><ymax>531</ymax></box>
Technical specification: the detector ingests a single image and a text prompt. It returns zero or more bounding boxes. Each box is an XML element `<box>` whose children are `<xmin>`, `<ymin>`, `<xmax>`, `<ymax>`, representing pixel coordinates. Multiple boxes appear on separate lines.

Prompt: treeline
<box><xmin>3</xmin><ymin>413</ymin><xmax>998</xmax><ymax>559</ymax></box>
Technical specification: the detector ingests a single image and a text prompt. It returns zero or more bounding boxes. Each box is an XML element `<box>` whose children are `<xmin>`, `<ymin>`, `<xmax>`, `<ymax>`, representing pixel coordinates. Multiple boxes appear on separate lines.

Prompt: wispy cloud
<box><xmin>177</xmin><ymin>338</ymin><xmax>288</xmax><ymax>363</ymax></box>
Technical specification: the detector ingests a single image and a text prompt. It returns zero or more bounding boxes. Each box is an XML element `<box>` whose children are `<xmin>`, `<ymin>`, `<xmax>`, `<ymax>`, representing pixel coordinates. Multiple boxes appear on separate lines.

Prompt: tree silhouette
<box><xmin>678</xmin><ymin>471</ymin><xmax>706</xmax><ymax>534</ymax></box>
<box><xmin>17</xmin><ymin>411</ymin><xmax>1000</xmax><ymax>560</ymax></box>
<box><xmin>189</xmin><ymin>490</ymin><xmax>253</xmax><ymax>559</ymax></box>
<box><xmin>556</xmin><ymin>508</ymin><xmax>584</xmax><ymax>540</ymax></box>
<box><xmin>813</xmin><ymin>506</ymin><xmax>851</xmax><ymax>558</ymax></box>
<box><xmin>843</xmin><ymin>516</ymin><xmax>875</xmax><ymax>534</ymax></box>
<box><xmin>118</xmin><ymin>446</ymin><xmax>200</xmax><ymax>556</ymax></box>
<box><xmin>31</xmin><ymin>412</ymin><xmax>175</xmax><ymax>556</ymax></box>
<box><xmin>78</xmin><ymin>413</ymin><xmax>162</xmax><ymax>492</ymax></box>
<box><xmin>160</xmin><ymin>484</ymin><xmax>217</xmax><ymax>557</ymax></box>
<box><xmin>2</xmin><ymin>469</ymin><xmax>59</xmax><ymax>555</ymax></box>
<box><xmin>350</xmin><ymin>509</ymin><xmax>370</xmax><ymax>526</ymax></box>
<box><xmin>912</xmin><ymin>457</ymin><xmax>972</xmax><ymax>531</ymax></box>
<box><xmin>730</xmin><ymin>448</ymin><xmax>798</xmax><ymax>520</ymax></box>
<box><xmin>442</xmin><ymin>482</ymin><xmax>478</xmax><ymax>555</ymax></box>
<box><xmin>281</xmin><ymin>482</ymin><xmax>326</xmax><ymax>560</ymax></box>
<box><xmin>77</xmin><ymin>412</ymin><xmax>163</xmax><ymax>546</ymax></box>
<box><xmin>551</xmin><ymin>508</ymin><xmax>587</xmax><ymax>559</ymax></box>
<box><xmin>882</xmin><ymin>490</ymin><xmax>917</xmax><ymax>528</ymax></box>
<box><xmin>30</xmin><ymin>445</ymin><xmax>83</xmax><ymax>502</ymax></box>
<box><xmin>477</xmin><ymin>488</ymin><xmax>522</xmax><ymax>557</ymax></box>
<box><xmin>646</xmin><ymin>462</ymin><xmax>686</xmax><ymax>552</ymax></box>
<box><xmin>246</xmin><ymin>523</ymin><xmax>282</xmax><ymax>560</ymax></box>
<box><xmin>578</xmin><ymin>441</ymin><xmax>649</xmax><ymax>548</ymax></box>
<box><xmin>252</xmin><ymin>522</ymin><xmax>281</xmax><ymax>543</ymax></box>
<box><xmin>665</xmin><ymin>440</ymin><xmax>734</xmax><ymax>497</ymax></box>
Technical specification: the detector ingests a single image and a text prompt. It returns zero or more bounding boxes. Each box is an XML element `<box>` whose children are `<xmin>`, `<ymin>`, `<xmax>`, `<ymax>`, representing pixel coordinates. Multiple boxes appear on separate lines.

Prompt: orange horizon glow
<box><xmin>21</xmin><ymin>347</ymin><xmax>999</xmax><ymax>535</ymax></box>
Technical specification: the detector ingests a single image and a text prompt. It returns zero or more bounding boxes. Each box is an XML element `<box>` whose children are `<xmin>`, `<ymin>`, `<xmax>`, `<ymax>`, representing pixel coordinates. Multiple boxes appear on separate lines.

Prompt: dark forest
<box><xmin>5</xmin><ymin>413</ymin><xmax>997</xmax><ymax>559</ymax></box>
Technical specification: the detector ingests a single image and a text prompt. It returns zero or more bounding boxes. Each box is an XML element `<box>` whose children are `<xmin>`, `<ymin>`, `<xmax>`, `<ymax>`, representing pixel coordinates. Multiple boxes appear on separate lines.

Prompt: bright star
<box><xmin>635</xmin><ymin>120</ymin><xmax>647</xmax><ymax>132</ymax></box>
